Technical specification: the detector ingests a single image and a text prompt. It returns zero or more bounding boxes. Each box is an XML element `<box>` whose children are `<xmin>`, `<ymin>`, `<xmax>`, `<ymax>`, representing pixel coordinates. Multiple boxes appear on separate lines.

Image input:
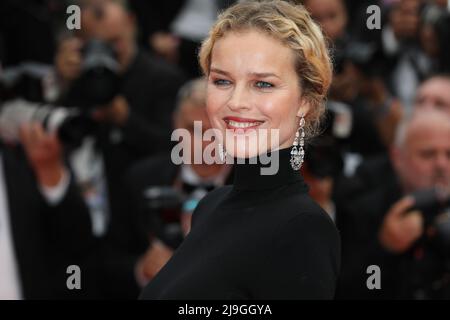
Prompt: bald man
<box><xmin>336</xmin><ymin>110</ymin><xmax>450</xmax><ymax>299</ymax></box>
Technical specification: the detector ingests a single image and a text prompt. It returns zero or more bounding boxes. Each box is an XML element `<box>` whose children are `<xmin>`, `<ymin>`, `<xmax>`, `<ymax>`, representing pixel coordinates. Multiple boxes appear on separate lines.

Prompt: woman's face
<box><xmin>206</xmin><ymin>30</ymin><xmax>309</xmax><ymax>159</ymax></box>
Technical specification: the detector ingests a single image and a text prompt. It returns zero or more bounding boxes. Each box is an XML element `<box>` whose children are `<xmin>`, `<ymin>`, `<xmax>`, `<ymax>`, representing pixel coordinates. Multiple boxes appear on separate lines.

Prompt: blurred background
<box><xmin>0</xmin><ymin>0</ymin><xmax>450</xmax><ymax>300</ymax></box>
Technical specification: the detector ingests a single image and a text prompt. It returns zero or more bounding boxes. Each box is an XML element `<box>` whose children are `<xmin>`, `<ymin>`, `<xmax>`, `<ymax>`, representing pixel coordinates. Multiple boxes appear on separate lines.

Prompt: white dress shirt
<box><xmin>0</xmin><ymin>155</ymin><xmax>23</xmax><ymax>300</ymax></box>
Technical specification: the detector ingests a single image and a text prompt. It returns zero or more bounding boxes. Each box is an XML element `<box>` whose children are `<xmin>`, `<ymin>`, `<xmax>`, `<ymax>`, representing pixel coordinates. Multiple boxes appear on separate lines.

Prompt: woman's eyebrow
<box><xmin>248</xmin><ymin>72</ymin><xmax>281</xmax><ymax>79</ymax></box>
<box><xmin>210</xmin><ymin>67</ymin><xmax>230</xmax><ymax>76</ymax></box>
<box><xmin>210</xmin><ymin>68</ymin><xmax>281</xmax><ymax>80</ymax></box>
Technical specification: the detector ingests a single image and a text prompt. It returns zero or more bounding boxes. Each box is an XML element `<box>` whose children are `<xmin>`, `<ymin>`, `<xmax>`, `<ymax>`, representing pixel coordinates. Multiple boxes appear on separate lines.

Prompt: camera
<box><xmin>410</xmin><ymin>186</ymin><xmax>450</xmax><ymax>223</ymax></box>
<box><xmin>142</xmin><ymin>185</ymin><xmax>209</xmax><ymax>249</ymax></box>
<box><xmin>409</xmin><ymin>186</ymin><xmax>450</xmax><ymax>257</ymax></box>
<box><xmin>66</xmin><ymin>39</ymin><xmax>121</xmax><ymax>108</ymax></box>
<box><xmin>143</xmin><ymin>186</ymin><xmax>186</xmax><ymax>249</ymax></box>
<box><xmin>0</xmin><ymin>39</ymin><xmax>121</xmax><ymax>147</ymax></box>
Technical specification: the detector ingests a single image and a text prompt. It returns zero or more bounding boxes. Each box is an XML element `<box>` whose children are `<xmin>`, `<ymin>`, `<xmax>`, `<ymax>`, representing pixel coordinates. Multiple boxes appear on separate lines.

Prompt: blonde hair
<box><xmin>198</xmin><ymin>0</ymin><xmax>332</xmax><ymax>138</ymax></box>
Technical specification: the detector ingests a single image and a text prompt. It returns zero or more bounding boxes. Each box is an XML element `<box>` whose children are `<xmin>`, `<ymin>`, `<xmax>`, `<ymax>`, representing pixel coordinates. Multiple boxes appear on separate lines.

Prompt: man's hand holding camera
<box><xmin>379</xmin><ymin>196</ymin><xmax>424</xmax><ymax>253</ymax></box>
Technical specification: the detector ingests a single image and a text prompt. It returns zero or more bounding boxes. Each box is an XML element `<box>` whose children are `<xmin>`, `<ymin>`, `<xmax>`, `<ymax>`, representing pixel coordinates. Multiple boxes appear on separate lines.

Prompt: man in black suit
<box><xmin>0</xmin><ymin>123</ymin><xmax>95</xmax><ymax>299</ymax></box>
<box><xmin>336</xmin><ymin>109</ymin><xmax>450</xmax><ymax>299</ymax></box>
<box><xmin>57</xmin><ymin>0</ymin><xmax>186</xmax><ymax>240</ymax></box>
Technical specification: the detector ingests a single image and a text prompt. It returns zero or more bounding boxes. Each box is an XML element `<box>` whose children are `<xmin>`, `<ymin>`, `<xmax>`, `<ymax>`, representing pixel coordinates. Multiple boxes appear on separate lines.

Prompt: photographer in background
<box><xmin>52</xmin><ymin>0</ymin><xmax>186</xmax><ymax>238</ymax></box>
<box><xmin>336</xmin><ymin>109</ymin><xmax>450</xmax><ymax>299</ymax></box>
<box><xmin>1</xmin><ymin>0</ymin><xmax>186</xmax><ymax>298</ymax></box>
<box><xmin>63</xmin><ymin>0</ymin><xmax>186</xmax><ymax>152</ymax></box>
<box><xmin>0</xmin><ymin>123</ymin><xmax>95</xmax><ymax>299</ymax></box>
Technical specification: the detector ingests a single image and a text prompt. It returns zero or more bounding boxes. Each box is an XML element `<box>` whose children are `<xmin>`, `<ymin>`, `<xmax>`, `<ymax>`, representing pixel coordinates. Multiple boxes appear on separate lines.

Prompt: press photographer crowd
<box><xmin>1</xmin><ymin>0</ymin><xmax>450</xmax><ymax>300</ymax></box>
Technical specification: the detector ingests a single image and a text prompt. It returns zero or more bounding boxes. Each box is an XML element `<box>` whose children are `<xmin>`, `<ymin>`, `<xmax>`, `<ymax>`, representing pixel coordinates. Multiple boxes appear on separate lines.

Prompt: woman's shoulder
<box><xmin>281</xmin><ymin>190</ymin><xmax>333</xmax><ymax>221</ymax></box>
<box><xmin>274</xmin><ymin>196</ymin><xmax>341</xmax><ymax>275</ymax></box>
<box><xmin>190</xmin><ymin>185</ymin><xmax>233</xmax><ymax>229</ymax></box>
<box><xmin>259</xmin><ymin>195</ymin><xmax>341</xmax><ymax>299</ymax></box>
<box><xmin>276</xmin><ymin>194</ymin><xmax>340</xmax><ymax>249</ymax></box>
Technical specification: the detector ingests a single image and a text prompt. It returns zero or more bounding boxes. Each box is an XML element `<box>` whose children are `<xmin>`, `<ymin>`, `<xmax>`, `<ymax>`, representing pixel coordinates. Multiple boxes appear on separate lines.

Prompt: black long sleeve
<box><xmin>140</xmin><ymin>148</ymin><xmax>340</xmax><ymax>300</ymax></box>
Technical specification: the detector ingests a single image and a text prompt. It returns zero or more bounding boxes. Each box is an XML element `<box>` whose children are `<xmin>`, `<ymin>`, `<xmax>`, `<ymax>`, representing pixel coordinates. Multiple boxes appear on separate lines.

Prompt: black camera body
<box><xmin>409</xmin><ymin>186</ymin><xmax>450</xmax><ymax>258</ymax></box>
<box><xmin>410</xmin><ymin>187</ymin><xmax>450</xmax><ymax>222</ymax></box>
<box><xmin>142</xmin><ymin>185</ymin><xmax>209</xmax><ymax>250</ymax></box>
<box><xmin>69</xmin><ymin>39</ymin><xmax>121</xmax><ymax>109</ymax></box>
<box><xmin>143</xmin><ymin>186</ymin><xmax>186</xmax><ymax>250</ymax></box>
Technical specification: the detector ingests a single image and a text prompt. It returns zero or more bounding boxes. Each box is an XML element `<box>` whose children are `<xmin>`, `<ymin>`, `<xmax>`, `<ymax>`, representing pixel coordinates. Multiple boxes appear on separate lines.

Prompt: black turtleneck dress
<box><xmin>140</xmin><ymin>148</ymin><xmax>340</xmax><ymax>299</ymax></box>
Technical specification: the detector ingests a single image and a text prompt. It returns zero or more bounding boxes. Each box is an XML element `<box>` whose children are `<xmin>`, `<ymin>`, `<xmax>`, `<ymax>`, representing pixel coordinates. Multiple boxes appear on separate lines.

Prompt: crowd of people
<box><xmin>0</xmin><ymin>0</ymin><xmax>449</xmax><ymax>299</ymax></box>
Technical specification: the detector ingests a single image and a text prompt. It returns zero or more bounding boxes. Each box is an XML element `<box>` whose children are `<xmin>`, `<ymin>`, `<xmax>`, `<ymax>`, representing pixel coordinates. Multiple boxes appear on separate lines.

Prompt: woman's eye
<box><xmin>255</xmin><ymin>81</ymin><xmax>274</xmax><ymax>89</ymax></box>
<box><xmin>213</xmin><ymin>79</ymin><xmax>231</xmax><ymax>86</ymax></box>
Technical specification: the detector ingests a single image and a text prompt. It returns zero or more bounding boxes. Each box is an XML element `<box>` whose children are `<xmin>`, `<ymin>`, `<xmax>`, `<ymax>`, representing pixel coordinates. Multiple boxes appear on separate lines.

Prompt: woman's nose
<box><xmin>227</xmin><ymin>84</ymin><xmax>251</xmax><ymax>111</ymax></box>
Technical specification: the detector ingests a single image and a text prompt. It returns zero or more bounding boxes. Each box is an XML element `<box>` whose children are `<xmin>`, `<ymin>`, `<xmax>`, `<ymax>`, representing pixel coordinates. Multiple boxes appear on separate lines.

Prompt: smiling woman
<box><xmin>200</xmin><ymin>0</ymin><xmax>332</xmax><ymax>160</ymax></box>
<box><xmin>140</xmin><ymin>0</ymin><xmax>340</xmax><ymax>300</ymax></box>
<box><xmin>206</xmin><ymin>31</ymin><xmax>304</xmax><ymax>158</ymax></box>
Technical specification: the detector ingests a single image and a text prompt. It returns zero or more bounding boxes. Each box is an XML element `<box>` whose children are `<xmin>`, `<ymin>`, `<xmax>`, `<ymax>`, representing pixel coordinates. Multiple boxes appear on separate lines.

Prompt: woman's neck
<box><xmin>232</xmin><ymin>147</ymin><xmax>305</xmax><ymax>191</ymax></box>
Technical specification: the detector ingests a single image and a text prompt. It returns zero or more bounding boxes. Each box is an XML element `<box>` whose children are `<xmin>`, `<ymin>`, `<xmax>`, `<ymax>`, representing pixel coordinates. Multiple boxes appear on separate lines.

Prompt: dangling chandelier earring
<box><xmin>218</xmin><ymin>143</ymin><xmax>227</xmax><ymax>163</ymax></box>
<box><xmin>290</xmin><ymin>116</ymin><xmax>305</xmax><ymax>171</ymax></box>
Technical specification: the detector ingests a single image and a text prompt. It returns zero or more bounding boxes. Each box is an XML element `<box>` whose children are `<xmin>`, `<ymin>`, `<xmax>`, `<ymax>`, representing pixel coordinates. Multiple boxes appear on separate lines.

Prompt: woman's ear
<box><xmin>297</xmin><ymin>98</ymin><xmax>311</xmax><ymax>117</ymax></box>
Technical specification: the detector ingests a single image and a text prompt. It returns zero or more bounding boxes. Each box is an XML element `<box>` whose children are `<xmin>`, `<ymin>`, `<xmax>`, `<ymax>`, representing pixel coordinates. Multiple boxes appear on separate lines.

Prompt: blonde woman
<box><xmin>140</xmin><ymin>0</ymin><xmax>340</xmax><ymax>299</ymax></box>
